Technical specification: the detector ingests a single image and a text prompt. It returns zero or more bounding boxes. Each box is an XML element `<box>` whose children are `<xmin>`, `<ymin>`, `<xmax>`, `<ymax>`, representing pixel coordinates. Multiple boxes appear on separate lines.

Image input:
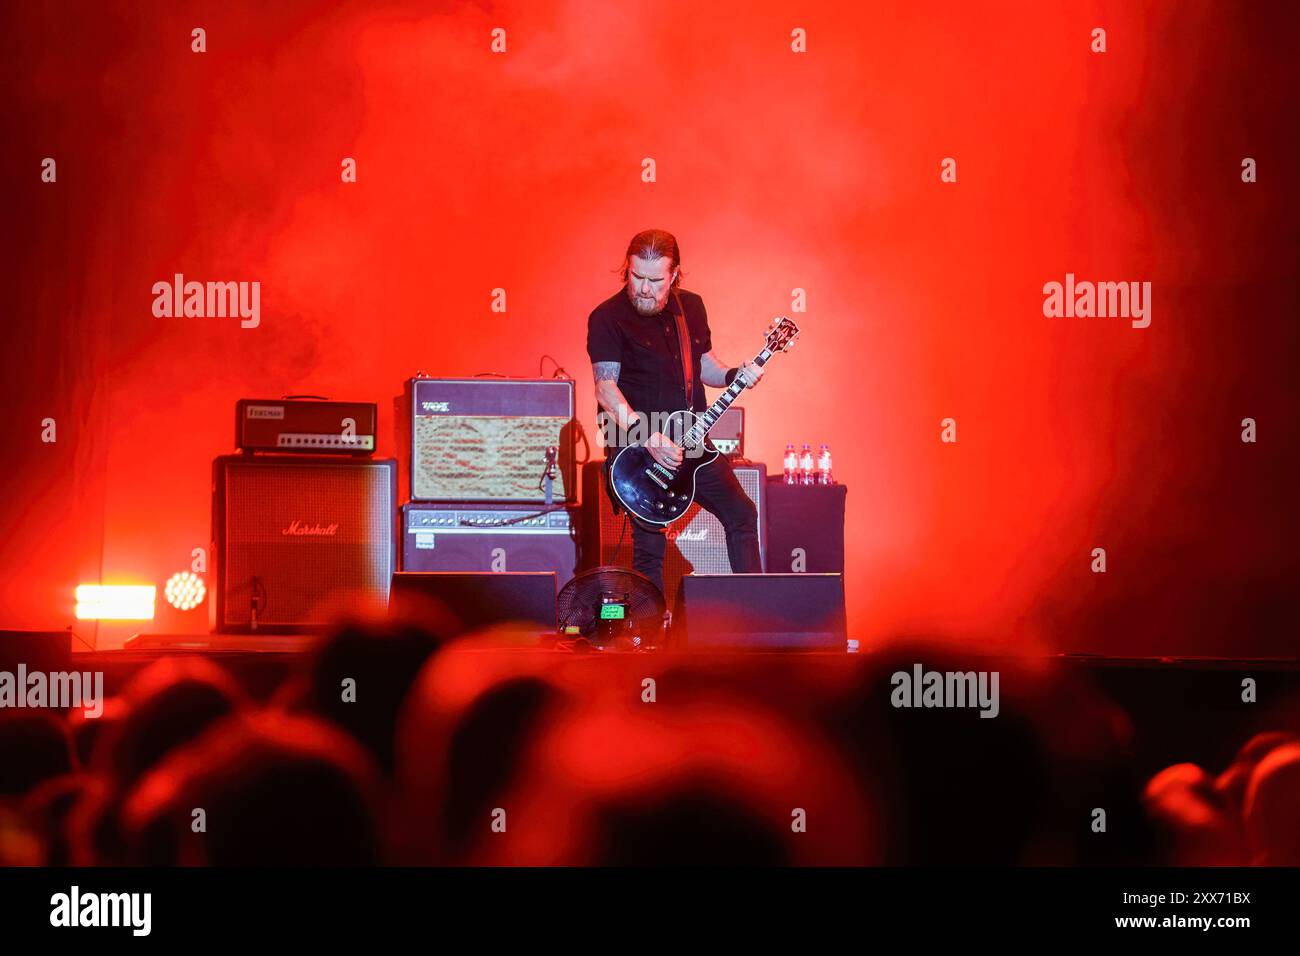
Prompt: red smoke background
<box><xmin>2</xmin><ymin>1</ymin><xmax>1296</xmax><ymax>654</ymax></box>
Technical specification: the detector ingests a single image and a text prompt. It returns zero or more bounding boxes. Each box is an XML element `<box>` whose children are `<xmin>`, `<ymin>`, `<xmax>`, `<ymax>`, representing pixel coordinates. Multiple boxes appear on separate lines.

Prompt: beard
<box><xmin>627</xmin><ymin>285</ymin><xmax>666</xmax><ymax>315</ymax></box>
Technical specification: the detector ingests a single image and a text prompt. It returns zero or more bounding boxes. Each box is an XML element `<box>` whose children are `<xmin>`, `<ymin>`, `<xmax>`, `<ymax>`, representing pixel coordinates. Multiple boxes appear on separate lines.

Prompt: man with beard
<box><xmin>586</xmin><ymin>229</ymin><xmax>764</xmax><ymax>598</ymax></box>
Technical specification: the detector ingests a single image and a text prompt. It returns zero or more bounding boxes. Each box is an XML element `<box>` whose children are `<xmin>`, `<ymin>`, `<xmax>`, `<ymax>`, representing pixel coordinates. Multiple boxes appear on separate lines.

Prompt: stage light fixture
<box><xmin>74</xmin><ymin>584</ymin><xmax>156</xmax><ymax>620</ymax></box>
<box><xmin>164</xmin><ymin>571</ymin><xmax>206</xmax><ymax>610</ymax></box>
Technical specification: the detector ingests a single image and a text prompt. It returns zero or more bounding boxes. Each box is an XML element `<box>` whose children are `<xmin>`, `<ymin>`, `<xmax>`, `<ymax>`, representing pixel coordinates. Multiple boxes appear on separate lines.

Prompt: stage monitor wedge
<box><xmin>390</xmin><ymin>571</ymin><xmax>557</xmax><ymax>635</ymax></box>
<box><xmin>672</xmin><ymin>573</ymin><xmax>846</xmax><ymax>651</ymax></box>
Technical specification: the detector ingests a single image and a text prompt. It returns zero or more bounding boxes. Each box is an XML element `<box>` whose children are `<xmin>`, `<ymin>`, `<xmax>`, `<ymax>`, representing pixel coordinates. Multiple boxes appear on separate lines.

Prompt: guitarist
<box><xmin>586</xmin><ymin>228</ymin><xmax>764</xmax><ymax>598</ymax></box>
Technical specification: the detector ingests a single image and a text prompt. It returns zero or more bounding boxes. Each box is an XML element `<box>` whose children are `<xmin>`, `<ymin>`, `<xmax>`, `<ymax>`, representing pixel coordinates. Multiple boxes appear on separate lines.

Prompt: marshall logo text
<box><xmin>282</xmin><ymin>521</ymin><xmax>339</xmax><ymax>536</ymax></box>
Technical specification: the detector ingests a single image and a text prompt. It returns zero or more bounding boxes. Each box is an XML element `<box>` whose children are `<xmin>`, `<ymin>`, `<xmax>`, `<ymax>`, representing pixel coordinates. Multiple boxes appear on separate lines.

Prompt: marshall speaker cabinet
<box><xmin>213</xmin><ymin>455</ymin><xmax>397</xmax><ymax>632</ymax></box>
<box><xmin>581</xmin><ymin>460</ymin><xmax>767</xmax><ymax>611</ymax></box>
<box><xmin>405</xmin><ymin>377</ymin><xmax>576</xmax><ymax>504</ymax></box>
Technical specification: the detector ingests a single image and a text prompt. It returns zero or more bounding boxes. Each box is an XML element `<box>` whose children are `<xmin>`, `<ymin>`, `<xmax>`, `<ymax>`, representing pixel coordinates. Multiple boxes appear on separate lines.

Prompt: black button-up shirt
<box><xmin>586</xmin><ymin>288</ymin><xmax>712</xmax><ymax>420</ymax></box>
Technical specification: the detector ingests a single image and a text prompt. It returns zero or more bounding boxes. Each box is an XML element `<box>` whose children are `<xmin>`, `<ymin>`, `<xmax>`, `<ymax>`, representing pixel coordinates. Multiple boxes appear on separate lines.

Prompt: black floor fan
<box><xmin>556</xmin><ymin>566</ymin><xmax>666</xmax><ymax>649</ymax></box>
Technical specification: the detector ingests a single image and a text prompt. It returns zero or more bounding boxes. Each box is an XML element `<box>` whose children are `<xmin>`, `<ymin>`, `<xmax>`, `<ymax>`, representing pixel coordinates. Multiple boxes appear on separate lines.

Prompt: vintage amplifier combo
<box><xmin>405</xmin><ymin>377</ymin><xmax>576</xmax><ymax>504</ymax></box>
<box><xmin>236</xmin><ymin>397</ymin><xmax>378</xmax><ymax>454</ymax></box>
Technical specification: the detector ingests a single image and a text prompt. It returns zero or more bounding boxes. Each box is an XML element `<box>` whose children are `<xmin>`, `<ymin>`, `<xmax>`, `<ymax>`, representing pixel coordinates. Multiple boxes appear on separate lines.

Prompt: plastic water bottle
<box><xmin>799</xmin><ymin>443</ymin><xmax>815</xmax><ymax>485</ymax></box>
<box><xmin>783</xmin><ymin>444</ymin><xmax>798</xmax><ymax>484</ymax></box>
<box><xmin>817</xmin><ymin>444</ymin><xmax>834</xmax><ymax>485</ymax></box>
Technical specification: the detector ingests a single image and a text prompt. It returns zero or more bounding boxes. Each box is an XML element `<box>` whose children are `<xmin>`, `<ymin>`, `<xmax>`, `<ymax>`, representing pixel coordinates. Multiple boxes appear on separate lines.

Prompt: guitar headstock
<box><xmin>764</xmin><ymin>316</ymin><xmax>800</xmax><ymax>353</ymax></box>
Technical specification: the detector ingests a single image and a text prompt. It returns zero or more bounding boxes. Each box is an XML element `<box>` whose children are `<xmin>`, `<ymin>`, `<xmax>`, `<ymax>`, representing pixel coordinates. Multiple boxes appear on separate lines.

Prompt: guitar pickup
<box><xmin>644</xmin><ymin>468</ymin><xmax>669</xmax><ymax>490</ymax></box>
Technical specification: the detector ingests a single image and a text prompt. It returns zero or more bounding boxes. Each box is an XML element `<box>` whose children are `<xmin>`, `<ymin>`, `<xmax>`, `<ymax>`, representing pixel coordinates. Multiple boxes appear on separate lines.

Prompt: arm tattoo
<box><xmin>593</xmin><ymin>361</ymin><xmax>621</xmax><ymax>383</ymax></box>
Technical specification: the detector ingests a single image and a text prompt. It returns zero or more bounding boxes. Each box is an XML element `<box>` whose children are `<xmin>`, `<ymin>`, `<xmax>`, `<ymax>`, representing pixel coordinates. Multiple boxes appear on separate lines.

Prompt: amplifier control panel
<box><xmin>404</xmin><ymin>506</ymin><xmax>574</xmax><ymax>534</ymax></box>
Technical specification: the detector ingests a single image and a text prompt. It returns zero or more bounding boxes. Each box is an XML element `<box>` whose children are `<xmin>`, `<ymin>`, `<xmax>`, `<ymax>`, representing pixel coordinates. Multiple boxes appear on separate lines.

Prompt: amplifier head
<box><xmin>708</xmin><ymin>406</ymin><xmax>745</xmax><ymax>458</ymax></box>
<box><xmin>401</xmin><ymin>503</ymin><xmax>578</xmax><ymax>587</ymax></box>
<box><xmin>235</xmin><ymin>398</ymin><xmax>378</xmax><ymax>455</ymax></box>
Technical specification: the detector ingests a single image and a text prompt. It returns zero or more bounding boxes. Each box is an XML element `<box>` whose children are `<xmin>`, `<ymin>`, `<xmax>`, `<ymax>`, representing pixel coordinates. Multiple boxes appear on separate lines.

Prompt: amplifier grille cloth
<box><xmin>413</xmin><ymin>416</ymin><xmax>569</xmax><ymax>501</ymax></box>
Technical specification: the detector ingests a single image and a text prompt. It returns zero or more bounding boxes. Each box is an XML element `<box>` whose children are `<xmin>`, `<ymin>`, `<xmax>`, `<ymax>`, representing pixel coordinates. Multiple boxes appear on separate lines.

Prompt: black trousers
<box><xmin>609</xmin><ymin>453</ymin><xmax>762</xmax><ymax>600</ymax></box>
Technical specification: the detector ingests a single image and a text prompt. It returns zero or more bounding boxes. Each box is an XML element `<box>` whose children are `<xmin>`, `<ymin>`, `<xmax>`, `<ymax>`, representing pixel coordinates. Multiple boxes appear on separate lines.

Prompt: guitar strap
<box><xmin>670</xmin><ymin>288</ymin><xmax>695</xmax><ymax>408</ymax></box>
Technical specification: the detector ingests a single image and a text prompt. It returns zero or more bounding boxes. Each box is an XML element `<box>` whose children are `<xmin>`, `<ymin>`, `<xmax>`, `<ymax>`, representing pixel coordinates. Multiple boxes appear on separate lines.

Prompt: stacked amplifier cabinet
<box><xmin>405</xmin><ymin>377</ymin><xmax>576</xmax><ymax>503</ymax></box>
<box><xmin>400</xmin><ymin>503</ymin><xmax>578</xmax><ymax>590</ymax></box>
<box><xmin>581</xmin><ymin>460</ymin><xmax>767</xmax><ymax>611</ymax></box>
<box><xmin>213</xmin><ymin>455</ymin><xmax>397</xmax><ymax>632</ymax></box>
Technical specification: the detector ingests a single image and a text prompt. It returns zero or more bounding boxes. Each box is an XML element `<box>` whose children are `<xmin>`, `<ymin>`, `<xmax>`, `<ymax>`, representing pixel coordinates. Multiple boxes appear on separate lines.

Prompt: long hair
<box><xmin>619</xmin><ymin>229</ymin><xmax>682</xmax><ymax>289</ymax></box>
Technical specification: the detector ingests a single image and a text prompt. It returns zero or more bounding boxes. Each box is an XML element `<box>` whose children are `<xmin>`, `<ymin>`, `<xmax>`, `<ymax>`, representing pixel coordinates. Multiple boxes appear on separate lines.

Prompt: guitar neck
<box><xmin>682</xmin><ymin>348</ymin><xmax>773</xmax><ymax>449</ymax></box>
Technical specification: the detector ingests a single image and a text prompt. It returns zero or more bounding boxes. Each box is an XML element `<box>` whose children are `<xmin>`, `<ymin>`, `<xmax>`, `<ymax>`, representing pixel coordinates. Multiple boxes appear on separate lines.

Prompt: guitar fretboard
<box><xmin>681</xmin><ymin>348</ymin><xmax>774</xmax><ymax>450</ymax></box>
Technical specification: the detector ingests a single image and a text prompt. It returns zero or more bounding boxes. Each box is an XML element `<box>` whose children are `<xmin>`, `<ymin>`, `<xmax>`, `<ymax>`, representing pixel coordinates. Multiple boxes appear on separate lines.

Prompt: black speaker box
<box><xmin>389</xmin><ymin>571</ymin><xmax>557</xmax><ymax>633</ymax></box>
<box><xmin>0</xmin><ymin>630</ymin><xmax>72</xmax><ymax>675</ymax></box>
<box><xmin>764</xmin><ymin>480</ymin><xmax>847</xmax><ymax>574</ymax></box>
<box><xmin>671</xmin><ymin>573</ymin><xmax>846</xmax><ymax>651</ymax></box>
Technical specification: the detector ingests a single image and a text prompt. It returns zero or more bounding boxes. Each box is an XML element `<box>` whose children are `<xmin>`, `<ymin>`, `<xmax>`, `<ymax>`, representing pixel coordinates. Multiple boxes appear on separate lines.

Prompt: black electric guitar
<box><xmin>608</xmin><ymin>316</ymin><xmax>800</xmax><ymax>527</ymax></box>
